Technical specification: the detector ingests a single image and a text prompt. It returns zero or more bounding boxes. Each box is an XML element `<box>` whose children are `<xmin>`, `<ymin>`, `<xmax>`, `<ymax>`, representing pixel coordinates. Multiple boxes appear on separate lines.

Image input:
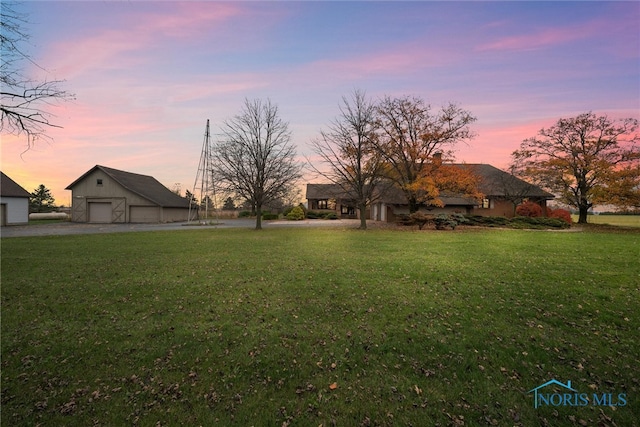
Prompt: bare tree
<box><xmin>308</xmin><ymin>90</ymin><xmax>386</xmax><ymax>229</ymax></box>
<box><xmin>213</xmin><ymin>98</ymin><xmax>301</xmax><ymax>230</ymax></box>
<box><xmin>1</xmin><ymin>1</ymin><xmax>73</xmax><ymax>148</ymax></box>
<box><xmin>373</xmin><ymin>95</ymin><xmax>477</xmax><ymax>213</ymax></box>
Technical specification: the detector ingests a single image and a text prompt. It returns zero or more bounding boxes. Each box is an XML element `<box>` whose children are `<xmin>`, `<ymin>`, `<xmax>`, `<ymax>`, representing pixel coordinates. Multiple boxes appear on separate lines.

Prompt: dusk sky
<box><xmin>2</xmin><ymin>1</ymin><xmax>638</xmax><ymax>205</ymax></box>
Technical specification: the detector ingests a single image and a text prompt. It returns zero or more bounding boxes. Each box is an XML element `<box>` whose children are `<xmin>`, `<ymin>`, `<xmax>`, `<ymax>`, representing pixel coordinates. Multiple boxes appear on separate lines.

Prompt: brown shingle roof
<box><xmin>66</xmin><ymin>165</ymin><xmax>189</xmax><ymax>208</ymax></box>
<box><xmin>461</xmin><ymin>164</ymin><xmax>554</xmax><ymax>199</ymax></box>
<box><xmin>305</xmin><ymin>183</ymin><xmax>355</xmax><ymax>200</ymax></box>
<box><xmin>0</xmin><ymin>172</ymin><xmax>31</xmax><ymax>198</ymax></box>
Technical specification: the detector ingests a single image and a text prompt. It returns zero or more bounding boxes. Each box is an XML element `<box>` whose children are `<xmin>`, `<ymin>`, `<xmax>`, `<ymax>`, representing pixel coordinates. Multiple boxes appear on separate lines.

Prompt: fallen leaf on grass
<box><xmin>329</xmin><ymin>382</ymin><xmax>338</xmax><ymax>390</ymax></box>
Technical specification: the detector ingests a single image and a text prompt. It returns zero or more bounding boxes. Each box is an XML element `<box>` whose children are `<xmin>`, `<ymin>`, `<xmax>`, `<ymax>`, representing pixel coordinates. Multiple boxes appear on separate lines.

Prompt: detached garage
<box><xmin>0</xmin><ymin>171</ymin><xmax>31</xmax><ymax>226</ymax></box>
<box><xmin>66</xmin><ymin>165</ymin><xmax>191</xmax><ymax>223</ymax></box>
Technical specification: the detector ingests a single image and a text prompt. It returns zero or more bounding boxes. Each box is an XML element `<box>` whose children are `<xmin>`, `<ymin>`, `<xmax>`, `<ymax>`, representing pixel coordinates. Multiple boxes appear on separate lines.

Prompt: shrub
<box><xmin>464</xmin><ymin>215</ymin><xmax>569</xmax><ymax>229</ymax></box>
<box><xmin>434</xmin><ymin>213</ymin><xmax>467</xmax><ymax>230</ymax></box>
<box><xmin>306</xmin><ymin>210</ymin><xmax>324</xmax><ymax>219</ymax></box>
<box><xmin>464</xmin><ymin>215</ymin><xmax>508</xmax><ymax>227</ymax></box>
<box><xmin>548</xmin><ymin>208</ymin><xmax>572</xmax><ymax>225</ymax></box>
<box><xmin>238</xmin><ymin>210</ymin><xmax>253</xmax><ymax>218</ymax></box>
<box><xmin>409</xmin><ymin>212</ymin><xmax>433</xmax><ymax>229</ymax></box>
<box><xmin>262</xmin><ymin>212</ymin><xmax>279</xmax><ymax>220</ymax></box>
<box><xmin>286</xmin><ymin>206</ymin><xmax>305</xmax><ymax>220</ymax></box>
<box><xmin>515</xmin><ymin>201</ymin><xmax>543</xmax><ymax>217</ymax></box>
<box><xmin>282</xmin><ymin>206</ymin><xmax>295</xmax><ymax>217</ymax></box>
<box><xmin>396</xmin><ymin>214</ymin><xmax>415</xmax><ymax>226</ymax></box>
<box><xmin>324</xmin><ymin>212</ymin><xmax>338</xmax><ymax>220</ymax></box>
<box><xmin>511</xmin><ymin>216</ymin><xmax>570</xmax><ymax>229</ymax></box>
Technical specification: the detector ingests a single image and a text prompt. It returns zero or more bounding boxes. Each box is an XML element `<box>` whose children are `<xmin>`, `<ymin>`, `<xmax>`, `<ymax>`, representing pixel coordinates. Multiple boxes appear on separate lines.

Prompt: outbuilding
<box><xmin>66</xmin><ymin>165</ymin><xmax>191</xmax><ymax>223</ymax></box>
<box><xmin>0</xmin><ymin>171</ymin><xmax>31</xmax><ymax>226</ymax></box>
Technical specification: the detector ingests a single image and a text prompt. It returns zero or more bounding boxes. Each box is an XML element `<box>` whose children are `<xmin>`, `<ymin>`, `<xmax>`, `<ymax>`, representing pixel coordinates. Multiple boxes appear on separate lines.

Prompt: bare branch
<box><xmin>213</xmin><ymin>98</ymin><xmax>301</xmax><ymax>230</ymax></box>
<box><xmin>1</xmin><ymin>1</ymin><xmax>74</xmax><ymax>149</ymax></box>
<box><xmin>308</xmin><ymin>90</ymin><xmax>385</xmax><ymax>229</ymax></box>
<box><xmin>373</xmin><ymin>95</ymin><xmax>477</xmax><ymax>213</ymax></box>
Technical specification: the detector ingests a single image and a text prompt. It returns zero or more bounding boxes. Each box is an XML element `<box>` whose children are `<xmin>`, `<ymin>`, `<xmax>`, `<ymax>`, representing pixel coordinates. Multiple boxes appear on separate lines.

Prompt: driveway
<box><xmin>0</xmin><ymin>218</ymin><xmax>362</xmax><ymax>238</ymax></box>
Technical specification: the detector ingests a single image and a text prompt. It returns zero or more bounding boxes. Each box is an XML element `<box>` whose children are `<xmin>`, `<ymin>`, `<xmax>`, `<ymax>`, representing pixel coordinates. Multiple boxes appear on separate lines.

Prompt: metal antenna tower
<box><xmin>189</xmin><ymin>119</ymin><xmax>217</xmax><ymax>222</ymax></box>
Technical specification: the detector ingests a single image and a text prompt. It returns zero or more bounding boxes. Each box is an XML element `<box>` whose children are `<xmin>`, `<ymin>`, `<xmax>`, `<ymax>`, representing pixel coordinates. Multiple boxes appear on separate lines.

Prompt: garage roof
<box><xmin>66</xmin><ymin>165</ymin><xmax>189</xmax><ymax>208</ymax></box>
<box><xmin>1</xmin><ymin>171</ymin><xmax>31</xmax><ymax>198</ymax></box>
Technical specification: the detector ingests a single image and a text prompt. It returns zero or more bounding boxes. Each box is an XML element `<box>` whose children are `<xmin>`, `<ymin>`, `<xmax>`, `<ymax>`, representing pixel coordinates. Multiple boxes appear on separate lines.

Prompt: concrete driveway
<box><xmin>1</xmin><ymin>218</ymin><xmax>361</xmax><ymax>238</ymax></box>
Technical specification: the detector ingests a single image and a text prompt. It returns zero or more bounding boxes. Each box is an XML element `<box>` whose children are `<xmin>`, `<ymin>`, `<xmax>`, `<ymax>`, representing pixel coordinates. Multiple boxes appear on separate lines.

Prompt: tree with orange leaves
<box><xmin>373</xmin><ymin>95</ymin><xmax>478</xmax><ymax>212</ymax></box>
<box><xmin>511</xmin><ymin>112</ymin><xmax>639</xmax><ymax>223</ymax></box>
<box><xmin>402</xmin><ymin>159</ymin><xmax>482</xmax><ymax>209</ymax></box>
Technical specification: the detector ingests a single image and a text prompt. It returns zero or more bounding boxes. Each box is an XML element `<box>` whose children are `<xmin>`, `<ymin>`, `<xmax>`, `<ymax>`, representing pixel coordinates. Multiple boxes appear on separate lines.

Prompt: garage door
<box><xmin>130</xmin><ymin>206</ymin><xmax>160</xmax><ymax>223</ymax></box>
<box><xmin>89</xmin><ymin>202</ymin><xmax>112</xmax><ymax>223</ymax></box>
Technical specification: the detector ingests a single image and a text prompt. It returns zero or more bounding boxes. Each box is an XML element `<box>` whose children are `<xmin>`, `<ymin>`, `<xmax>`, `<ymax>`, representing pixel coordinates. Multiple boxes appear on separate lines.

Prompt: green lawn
<box><xmin>2</xmin><ymin>227</ymin><xmax>639</xmax><ymax>426</ymax></box>
<box><xmin>574</xmin><ymin>214</ymin><xmax>640</xmax><ymax>227</ymax></box>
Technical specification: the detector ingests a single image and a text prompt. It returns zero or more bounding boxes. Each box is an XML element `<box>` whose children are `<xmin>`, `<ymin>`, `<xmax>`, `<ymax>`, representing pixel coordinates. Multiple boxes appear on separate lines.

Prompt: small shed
<box><xmin>66</xmin><ymin>165</ymin><xmax>190</xmax><ymax>223</ymax></box>
<box><xmin>0</xmin><ymin>171</ymin><xmax>31</xmax><ymax>226</ymax></box>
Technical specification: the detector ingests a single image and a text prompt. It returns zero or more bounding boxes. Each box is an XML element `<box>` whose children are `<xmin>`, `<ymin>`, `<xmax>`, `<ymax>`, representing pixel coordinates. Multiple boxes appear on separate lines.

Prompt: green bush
<box><xmin>262</xmin><ymin>213</ymin><xmax>279</xmax><ymax>220</ymax></box>
<box><xmin>324</xmin><ymin>212</ymin><xmax>338</xmax><ymax>220</ymax></box>
<box><xmin>511</xmin><ymin>216</ymin><xmax>570</xmax><ymax>229</ymax></box>
<box><xmin>286</xmin><ymin>206</ymin><xmax>305</xmax><ymax>220</ymax></box>
<box><xmin>306</xmin><ymin>210</ymin><xmax>324</xmax><ymax>219</ymax></box>
<box><xmin>462</xmin><ymin>215</ymin><xmax>569</xmax><ymax>229</ymax></box>
<box><xmin>434</xmin><ymin>213</ymin><xmax>467</xmax><ymax>230</ymax></box>
<box><xmin>238</xmin><ymin>210</ymin><xmax>252</xmax><ymax>218</ymax></box>
<box><xmin>282</xmin><ymin>206</ymin><xmax>295</xmax><ymax>217</ymax></box>
<box><xmin>464</xmin><ymin>215</ymin><xmax>509</xmax><ymax>227</ymax></box>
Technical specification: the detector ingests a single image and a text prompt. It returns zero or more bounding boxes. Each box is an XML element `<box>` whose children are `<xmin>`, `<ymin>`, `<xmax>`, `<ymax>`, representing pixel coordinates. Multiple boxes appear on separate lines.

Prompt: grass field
<box><xmin>574</xmin><ymin>215</ymin><xmax>640</xmax><ymax>228</ymax></box>
<box><xmin>2</xmin><ymin>227</ymin><xmax>639</xmax><ymax>426</ymax></box>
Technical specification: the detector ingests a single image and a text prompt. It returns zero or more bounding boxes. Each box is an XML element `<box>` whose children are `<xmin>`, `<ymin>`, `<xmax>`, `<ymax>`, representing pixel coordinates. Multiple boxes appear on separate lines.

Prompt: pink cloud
<box><xmin>476</xmin><ymin>18</ymin><xmax>609</xmax><ymax>52</ymax></box>
<box><xmin>36</xmin><ymin>3</ymin><xmax>252</xmax><ymax>80</ymax></box>
<box><xmin>301</xmin><ymin>41</ymin><xmax>462</xmax><ymax>82</ymax></box>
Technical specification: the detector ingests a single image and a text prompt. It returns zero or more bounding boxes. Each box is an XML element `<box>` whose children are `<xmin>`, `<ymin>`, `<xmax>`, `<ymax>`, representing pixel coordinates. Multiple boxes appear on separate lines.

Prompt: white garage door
<box><xmin>89</xmin><ymin>202</ymin><xmax>112</xmax><ymax>223</ymax></box>
<box><xmin>130</xmin><ymin>206</ymin><xmax>160</xmax><ymax>223</ymax></box>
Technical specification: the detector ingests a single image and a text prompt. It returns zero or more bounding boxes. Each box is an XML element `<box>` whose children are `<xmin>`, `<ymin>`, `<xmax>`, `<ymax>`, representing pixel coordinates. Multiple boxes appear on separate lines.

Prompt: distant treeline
<box><xmin>595</xmin><ymin>210</ymin><xmax>640</xmax><ymax>216</ymax></box>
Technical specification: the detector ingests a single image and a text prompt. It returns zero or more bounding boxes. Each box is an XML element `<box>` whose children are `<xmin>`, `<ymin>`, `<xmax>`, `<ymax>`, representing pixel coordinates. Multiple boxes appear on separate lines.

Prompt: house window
<box><xmin>317</xmin><ymin>199</ymin><xmax>328</xmax><ymax>209</ymax></box>
<box><xmin>341</xmin><ymin>205</ymin><xmax>355</xmax><ymax>216</ymax></box>
<box><xmin>97</xmin><ymin>179</ymin><xmax>103</xmax><ymax>186</ymax></box>
<box><xmin>482</xmin><ymin>198</ymin><xmax>490</xmax><ymax>209</ymax></box>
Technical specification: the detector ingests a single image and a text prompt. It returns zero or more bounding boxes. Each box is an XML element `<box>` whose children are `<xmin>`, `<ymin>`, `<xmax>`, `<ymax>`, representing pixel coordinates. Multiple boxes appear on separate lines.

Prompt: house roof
<box><xmin>66</xmin><ymin>165</ymin><xmax>189</xmax><ymax>208</ymax></box>
<box><xmin>0</xmin><ymin>171</ymin><xmax>31</xmax><ymax>198</ymax></box>
<box><xmin>462</xmin><ymin>164</ymin><xmax>554</xmax><ymax>199</ymax></box>
<box><xmin>305</xmin><ymin>183</ymin><xmax>355</xmax><ymax>200</ymax></box>
<box><xmin>306</xmin><ymin>163</ymin><xmax>554</xmax><ymax>206</ymax></box>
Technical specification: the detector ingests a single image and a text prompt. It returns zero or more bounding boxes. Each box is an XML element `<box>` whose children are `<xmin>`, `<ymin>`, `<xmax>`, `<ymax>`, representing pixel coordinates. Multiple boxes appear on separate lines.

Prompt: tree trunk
<box><xmin>358</xmin><ymin>203</ymin><xmax>367</xmax><ymax>230</ymax></box>
<box><xmin>577</xmin><ymin>204</ymin><xmax>589</xmax><ymax>224</ymax></box>
<box><xmin>408</xmin><ymin>196</ymin><xmax>419</xmax><ymax>214</ymax></box>
<box><xmin>255</xmin><ymin>206</ymin><xmax>263</xmax><ymax>230</ymax></box>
